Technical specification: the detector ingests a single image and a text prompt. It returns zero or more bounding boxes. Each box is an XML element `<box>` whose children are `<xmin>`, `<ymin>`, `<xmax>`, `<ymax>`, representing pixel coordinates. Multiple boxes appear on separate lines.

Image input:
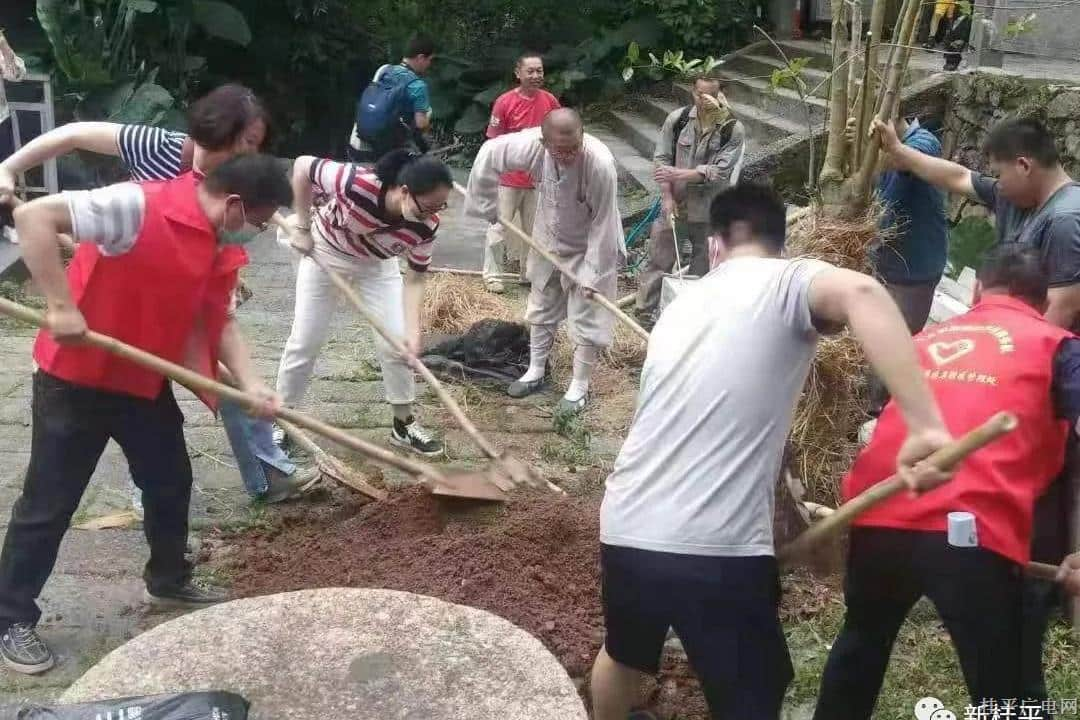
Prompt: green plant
<box><xmin>629</xmin><ymin>0</ymin><xmax>759</xmax><ymax>59</ymax></box>
<box><xmin>1004</xmin><ymin>12</ymin><xmax>1037</xmax><ymax>38</ymax></box>
<box><xmin>768</xmin><ymin>56</ymin><xmax>811</xmax><ymax>94</ymax></box>
<box><xmin>620</xmin><ymin>42</ymin><xmax>723</xmax><ymax>82</ymax></box>
<box><xmin>946</xmin><ymin>216</ymin><xmax>996</xmax><ymax>279</ymax></box>
<box><xmin>36</xmin><ymin>0</ymin><xmax>252</xmax><ymax>126</ymax></box>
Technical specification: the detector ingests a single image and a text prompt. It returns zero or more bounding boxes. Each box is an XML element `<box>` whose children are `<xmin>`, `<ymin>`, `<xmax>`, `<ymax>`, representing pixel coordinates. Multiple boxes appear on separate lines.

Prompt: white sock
<box><xmin>519</xmin><ymin>324</ymin><xmax>556</xmax><ymax>383</ymax></box>
<box><xmin>564</xmin><ymin>345</ymin><xmax>599</xmax><ymax>402</ymax></box>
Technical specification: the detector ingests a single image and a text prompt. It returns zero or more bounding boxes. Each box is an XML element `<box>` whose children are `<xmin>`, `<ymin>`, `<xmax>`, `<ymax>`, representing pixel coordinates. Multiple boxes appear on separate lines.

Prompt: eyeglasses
<box><xmin>413</xmin><ymin>196</ymin><xmax>448</xmax><ymax>215</ymax></box>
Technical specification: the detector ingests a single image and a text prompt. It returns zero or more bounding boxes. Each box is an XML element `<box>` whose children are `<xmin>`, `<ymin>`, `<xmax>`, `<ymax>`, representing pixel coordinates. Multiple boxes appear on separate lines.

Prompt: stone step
<box><xmin>713</xmin><ymin>69</ymin><xmax>828</xmax><ymax>127</ymax></box>
<box><xmin>634</xmin><ymin>94</ymin><xmax>682</xmax><ymax>127</ymax></box>
<box><xmin>723</xmin><ymin>54</ymin><xmax>832</xmax><ymax>98</ymax></box>
<box><xmin>606</xmin><ymin>108</ymin><xmax>660</xmax><ymax>159</ymax></box>
<box><xmin>587</xmin><ymin>124</ymin><xmax>657</xmax><ymax>194</ymax></box>
<box><xmin>775</xmin><ymin>39</ymin><xmax>835</xmax><ymax>70</ymax></box>
<box><xmin>670</xmin><ymin>84</ymin><xmax>809</xmax><ymax>146</ymax></box>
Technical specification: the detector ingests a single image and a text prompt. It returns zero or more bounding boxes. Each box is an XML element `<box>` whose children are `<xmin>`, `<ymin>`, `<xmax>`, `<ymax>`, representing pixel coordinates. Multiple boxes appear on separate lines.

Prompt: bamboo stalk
<box><xmin>854</xmin><ymin>32</ymin><xmax>874</xmax><ymax>166</ymax></box>
<box><xmin>778</xmin><ymin>412</ymin><xmax>1018</xmax><ymax>563</ymax></box>
<box><xmin>451</xmin><ymin>182</ymin><xmax>650</xmax><ymax>342</ymax></box>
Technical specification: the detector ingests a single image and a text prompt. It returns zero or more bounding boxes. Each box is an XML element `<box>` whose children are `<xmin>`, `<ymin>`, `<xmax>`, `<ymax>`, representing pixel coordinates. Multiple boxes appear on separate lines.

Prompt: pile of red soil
<box><xmin>223</xmin><ymin>487</ymin><xmax>606</xmax><ymax>677</ymax></box>
<box><xmin>219</xmin><ymin>486</ymin><xmax>839</xmax><ymax>719</ymax></box>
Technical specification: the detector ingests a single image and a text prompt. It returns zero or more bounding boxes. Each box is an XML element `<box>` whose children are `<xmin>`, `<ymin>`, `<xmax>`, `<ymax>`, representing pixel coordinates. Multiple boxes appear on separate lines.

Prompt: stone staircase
<box><xmin>590</xmin><ymin>38</ymin><xmax>941</xmax><ymax>219</ymax></box>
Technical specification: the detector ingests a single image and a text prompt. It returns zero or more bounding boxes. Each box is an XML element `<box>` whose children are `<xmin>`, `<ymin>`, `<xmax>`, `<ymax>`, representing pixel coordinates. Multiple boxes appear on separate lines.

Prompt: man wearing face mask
<box><xmin>635</xmin><ymin>76</ymin><xmax>747</xmax><ymax>325</ymax></box>
<box><xmin>0</xmin><ymin>154</ymin><xmax>290</xmax><ymax>675</ymax></box>
<box><xmin>874</xmin><ymin>115</ymin><xmax>1080</xmax><ymax>709</ymax></box>
<box><xmin>466</xmin><ymin>108</ymin><xmax>624</xmax><ymax>414</ymax></box>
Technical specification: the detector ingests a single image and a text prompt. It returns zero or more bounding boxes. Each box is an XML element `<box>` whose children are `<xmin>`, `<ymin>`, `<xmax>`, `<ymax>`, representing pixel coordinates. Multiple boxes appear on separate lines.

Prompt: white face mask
<box><xmin>400</xmin><ymin>193</ymin><xmax>421</xmax><ymax>223</ymax></box>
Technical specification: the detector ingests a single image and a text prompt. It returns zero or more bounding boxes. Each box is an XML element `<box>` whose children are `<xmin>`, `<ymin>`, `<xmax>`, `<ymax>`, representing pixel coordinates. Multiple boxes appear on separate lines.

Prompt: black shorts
<box><xmin>600</xmin><ymin>544</ymin><xmax>793</xmax><ymax>720</ymax></box>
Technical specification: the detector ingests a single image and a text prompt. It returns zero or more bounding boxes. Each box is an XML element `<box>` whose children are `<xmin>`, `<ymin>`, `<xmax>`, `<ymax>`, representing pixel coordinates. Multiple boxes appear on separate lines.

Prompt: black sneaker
<box><xmin>390</xmin><ymin>416</ymin><xmax>443</xmax><ymax>456</ymax></box>
<box><xmin>144</xmin><ymin>577</ymin><xmax>228</xmax><ymax>609</ymax></box>
<box><xmin>1</xmin><ymin>622</ymin><xmax>54</xmax><ymax>674</ymax></box>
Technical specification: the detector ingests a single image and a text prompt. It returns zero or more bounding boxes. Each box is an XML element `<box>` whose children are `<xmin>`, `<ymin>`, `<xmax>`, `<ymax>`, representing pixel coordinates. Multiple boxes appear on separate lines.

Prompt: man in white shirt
<box><xmin>590</xmin><ymin>183</ymin><xmax>952</xmax><ymax>720</ymax></box>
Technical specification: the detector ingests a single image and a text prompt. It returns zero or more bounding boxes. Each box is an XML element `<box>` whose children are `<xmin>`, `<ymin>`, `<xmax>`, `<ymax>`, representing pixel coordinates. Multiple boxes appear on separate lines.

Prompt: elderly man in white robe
<box><xmin>466</xmin><ymin>108</ymin><xmax>624</xmax><ymax>414</ymax></box>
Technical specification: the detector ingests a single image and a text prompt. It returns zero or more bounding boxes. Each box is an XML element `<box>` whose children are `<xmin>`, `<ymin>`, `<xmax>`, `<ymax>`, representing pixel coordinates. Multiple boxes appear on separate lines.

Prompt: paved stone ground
<box><xmin>0</xmin><ymin>186</ymin><xmax>629</xmax><ymax>712</ymax></box>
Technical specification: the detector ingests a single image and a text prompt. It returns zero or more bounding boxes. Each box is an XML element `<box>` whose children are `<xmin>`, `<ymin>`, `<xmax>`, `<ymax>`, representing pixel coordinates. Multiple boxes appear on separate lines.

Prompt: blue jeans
<box><xmin>219</xmin><ymin>399</ymin><xmax>295</xmax><ymax>497</ymax></box>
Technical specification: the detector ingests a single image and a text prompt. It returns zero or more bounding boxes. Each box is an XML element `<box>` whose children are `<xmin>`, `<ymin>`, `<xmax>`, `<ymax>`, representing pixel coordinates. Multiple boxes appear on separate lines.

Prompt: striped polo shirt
<box><xmin>309</xmin><ymin>159</ymin><xmax>438</xmax><ymax>271</ymax></box>
<box><xmin>116</xmin><ymin>125</ymin><xmax>189</xmax><ymax>181</ymax></box>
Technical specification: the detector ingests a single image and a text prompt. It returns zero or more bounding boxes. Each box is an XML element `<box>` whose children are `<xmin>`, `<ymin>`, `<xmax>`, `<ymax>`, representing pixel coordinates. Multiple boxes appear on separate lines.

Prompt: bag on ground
<box><xmin>16</xmin><ymin>690</ymin><xmax>250</xmax><ymax>720</ymax></box>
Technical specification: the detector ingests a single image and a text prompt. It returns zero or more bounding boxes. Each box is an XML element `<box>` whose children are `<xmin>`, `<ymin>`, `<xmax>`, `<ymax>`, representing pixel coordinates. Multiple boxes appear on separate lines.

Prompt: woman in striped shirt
<box><xmin>0</xmin><ymin>85</ymin><xmax>314</xmax><ymax>504</ymax></box>
<box><xmin>280</xmin><ymin>150</ymin><xmax>451</xmax><ymax>455</ymax></box>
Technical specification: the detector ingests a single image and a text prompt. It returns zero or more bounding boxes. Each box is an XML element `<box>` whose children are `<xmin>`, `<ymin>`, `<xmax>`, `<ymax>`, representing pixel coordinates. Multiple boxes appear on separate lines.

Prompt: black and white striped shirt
<box><xmin>116</xmin><ymin>124</ymin><xmax>188</xmax><ymax>182</ymax></box>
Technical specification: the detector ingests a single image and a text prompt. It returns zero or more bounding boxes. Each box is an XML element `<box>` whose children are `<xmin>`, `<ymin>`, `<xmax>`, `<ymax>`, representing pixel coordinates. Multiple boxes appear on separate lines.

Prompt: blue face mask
<box><xmin>217</xmin><ymin>199</ymin><xmax>261</xmax><ymax>245</ymax></box>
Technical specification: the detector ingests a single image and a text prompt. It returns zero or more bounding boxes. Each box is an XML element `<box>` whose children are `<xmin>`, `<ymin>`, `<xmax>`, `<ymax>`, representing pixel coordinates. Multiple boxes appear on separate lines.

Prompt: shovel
<box><xmin>451</xmin><ymin>182</ymin><xmax>651</xmax><ymax>343</ymax></box>
<box><xmin>777</xmin><ymin>411</ymin><xmax>1018</xmax><ymax>564</ymax></box>
<box><xmin>271</xmin><ymin>217</ymin><xmax>560</xmax><ymax>498</ymax></box>
<box><xmin>0</xmin><ymin>297</ymin><xmax>516</xmax><ymax>502</ymax></box>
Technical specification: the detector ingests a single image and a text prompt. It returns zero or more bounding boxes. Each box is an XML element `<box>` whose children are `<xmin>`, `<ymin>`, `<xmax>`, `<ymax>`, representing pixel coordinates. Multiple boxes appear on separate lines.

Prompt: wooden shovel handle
<box><xmin>1027</xmin><ymin>561</ymin><xmax>1064</xmax><ymax>583</ymax></box>
<box><xmin>777</xmin><ymin>411</ymin><xmax>1018</xmax><ymax>564</ymax></box>
<box><xmin>451</xmin><ymin>181</ymin><xmax>650</xmax><ymax>343</ymax></box>
<box><xmin>0</xmin><ymin>296</ymin><xmax>444</xmax><ymax>483</ymax></box>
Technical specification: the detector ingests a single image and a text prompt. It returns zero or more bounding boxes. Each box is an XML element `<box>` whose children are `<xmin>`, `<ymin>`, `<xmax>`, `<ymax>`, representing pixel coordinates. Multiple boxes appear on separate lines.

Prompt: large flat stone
<box><xmin>62</xmin><ymin>589</ymin><xmax>587</xmax><ymax>720</ymax></box>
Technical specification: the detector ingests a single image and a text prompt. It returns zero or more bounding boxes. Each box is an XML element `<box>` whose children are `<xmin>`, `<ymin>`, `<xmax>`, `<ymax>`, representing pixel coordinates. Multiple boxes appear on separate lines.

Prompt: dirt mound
<box><xmin>224</xmin><ymin>487</ymin><xmax>605</xmax><ymax>677</ymax></box>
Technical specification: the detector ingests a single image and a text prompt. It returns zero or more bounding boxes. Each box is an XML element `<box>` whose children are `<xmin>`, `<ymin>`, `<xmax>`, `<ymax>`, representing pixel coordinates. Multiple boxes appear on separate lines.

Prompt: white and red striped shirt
<box><xmin>309</xmin><ymin>159</ymin><xmax>438</xmax><ymax>271</ymax></box>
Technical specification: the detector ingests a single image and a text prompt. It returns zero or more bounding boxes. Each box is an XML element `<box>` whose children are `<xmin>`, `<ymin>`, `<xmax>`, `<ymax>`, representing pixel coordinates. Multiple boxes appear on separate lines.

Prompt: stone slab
<box><xmin>62</xmin><ymin>588</ymin><xmax>587</xmax><ymax>720</ymax></box>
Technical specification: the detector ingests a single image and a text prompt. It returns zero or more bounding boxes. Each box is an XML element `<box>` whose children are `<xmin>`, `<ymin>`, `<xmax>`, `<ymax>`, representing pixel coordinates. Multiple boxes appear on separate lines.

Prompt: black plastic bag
<box><xmin>421</xmin><ymin>319</ymin><xmax>530</xmax><ymax>385</ymax></box>
<box><xmin>16</xmin><ymin>691</ymin><xmax>249</xmax><ymax>720</ymax></box>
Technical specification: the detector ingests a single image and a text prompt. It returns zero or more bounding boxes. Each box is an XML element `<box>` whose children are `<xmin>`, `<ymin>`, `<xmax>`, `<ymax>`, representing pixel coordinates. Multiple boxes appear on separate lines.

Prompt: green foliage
<box><xmin>35</xmin><ymin>0</ymin><xmax>253</xmax><ymax>127</ymax></box>
<box><xmin>628</xmin><ymin>0</ymin><xmax>760</xmax><ymax>59</ymax></box>
<box><xmin>620</xmin><ymin>43</ymin><xmax>723</xmax><ymax>82</ymax></box>
<box><xmin>769</xmin><ymin>56</ymin><xmax>811</xmax><ymax>94</ymax></box>
<box><xmin>946</xmin><ymin>216</ymin><xmax>996</xmax><ymax>279</ymax></box>
<box><xmin>1004</xmin><ymin>13</ymin><xmax>1037</xmax><ymax>38</ymax></box>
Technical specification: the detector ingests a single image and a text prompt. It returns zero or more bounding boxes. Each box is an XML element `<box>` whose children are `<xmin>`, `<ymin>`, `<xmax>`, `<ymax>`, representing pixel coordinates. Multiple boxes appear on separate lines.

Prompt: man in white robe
<box><xmin>466</xmin><ymin>108</ymin><xmax>624</xmax><ymax>413</ymax></box>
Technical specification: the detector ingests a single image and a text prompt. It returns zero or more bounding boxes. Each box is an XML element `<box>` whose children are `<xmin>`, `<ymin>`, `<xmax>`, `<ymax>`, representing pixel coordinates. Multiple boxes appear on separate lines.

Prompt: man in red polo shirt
<box><xmin>813</xmin><ymin>246</ymin><xmax>1080</xmax><ymax>718</ymax></box>
<box><xmin>482</xmin><ymin>53</ymin><xmax>560</xmax><ymax>293</ymax></box>
<box><xmin>0</xmin><ymin>154</ymin><xmax>291</xmax><ymax>675</ymax></box>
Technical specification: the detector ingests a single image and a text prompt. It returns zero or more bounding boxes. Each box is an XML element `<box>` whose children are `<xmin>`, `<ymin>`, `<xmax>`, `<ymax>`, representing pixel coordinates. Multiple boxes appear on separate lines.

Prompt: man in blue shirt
<box><xmin>348</xmin><ymin>35</ymin><xmax>435</xmax><ymax>162</ymax></box>
<box><xmin>874</xmin><ymin>116</ymin><xmax>949</xmax><ymax>334</ymax></box>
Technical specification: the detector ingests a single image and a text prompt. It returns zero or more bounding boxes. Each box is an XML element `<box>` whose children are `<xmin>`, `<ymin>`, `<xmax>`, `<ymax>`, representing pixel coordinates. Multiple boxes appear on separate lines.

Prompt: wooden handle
<box><xmin>272</xmin><ymin>214</ymin><xmax>562</xmax><ymax>495</ymax></box>
<box><xmin>452</xmin><ymin>181</ymin><xmax>650</xmax><ymax>343</ymax></box>
<box><xmin>1027</xmin><ymin>561</ymin><xmax>1063</xmax><ymax>583</ymax></box>
<box><xmin>0</xmin><ymin>296</ymin><xmax>445</xmax><ymax>483</ymax></box>
<box><xmin>778</xmin><ymin>411</ymin><xmax>1018</xmax><ymax>564</ymax></box>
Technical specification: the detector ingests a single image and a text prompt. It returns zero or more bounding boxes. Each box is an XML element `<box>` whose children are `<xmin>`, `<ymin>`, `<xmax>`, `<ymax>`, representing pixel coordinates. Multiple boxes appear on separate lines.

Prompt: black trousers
<box><xmin>814</xmin><ymin>528</ymin><xmax>1025</xmax><ymax>720</ymax></box>
<box><xmin>0</xmin><ymin>372</ymin><xmax>194</xmax><ymax>629</ymax></box>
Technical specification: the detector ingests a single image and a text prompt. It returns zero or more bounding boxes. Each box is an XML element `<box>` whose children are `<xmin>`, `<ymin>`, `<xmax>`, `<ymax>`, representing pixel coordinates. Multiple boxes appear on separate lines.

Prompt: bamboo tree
<box><xmin>852</xmin><ymin>0</ymin><xmax>921</xmax><ymax>202</ymax></box>
<box><xmin>818</xmin><ymin>0</ymin><xmax>851</xmax><ymax>208</ymax></box>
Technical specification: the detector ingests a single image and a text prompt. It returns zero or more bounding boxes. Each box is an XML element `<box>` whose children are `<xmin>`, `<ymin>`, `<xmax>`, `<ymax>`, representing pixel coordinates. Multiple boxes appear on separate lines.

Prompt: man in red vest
<box><xmin>0</xmin><ymin>154</ymin><xmax>291</xmax><ymax>675</ymax></box>
<box><xmin>813</xmin><ymin>246</ymin><xmax>1080</xmax><ymax>718</ymax></box>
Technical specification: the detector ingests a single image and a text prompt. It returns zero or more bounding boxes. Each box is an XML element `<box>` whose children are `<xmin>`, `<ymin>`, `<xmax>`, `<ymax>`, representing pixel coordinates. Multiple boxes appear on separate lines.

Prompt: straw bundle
<box><xmin>786</xmin><ymin>205</ymin><xmax>883</xmax><ymax>504</ymax></box>
<box><xmin>421</xmin><ymin>273</ymin><xmax>517</xmax><ymax>333</ymax></box>
<box><xmin>421</xmin><ymin>272</ymin><xmax>645</xmax><ymax>425</ymax></box>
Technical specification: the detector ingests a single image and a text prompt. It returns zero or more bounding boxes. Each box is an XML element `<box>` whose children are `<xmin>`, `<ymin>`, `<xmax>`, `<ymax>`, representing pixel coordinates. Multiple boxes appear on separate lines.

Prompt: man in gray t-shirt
<box><xmin>875</xmin><ymin>116</ymin><xmax>1080</xmax><ymax>329</ymax></box>
<box><xmin>590</xmin><ymin>184</ymin><xmax>950</xmax><ymax>720</ymax></box>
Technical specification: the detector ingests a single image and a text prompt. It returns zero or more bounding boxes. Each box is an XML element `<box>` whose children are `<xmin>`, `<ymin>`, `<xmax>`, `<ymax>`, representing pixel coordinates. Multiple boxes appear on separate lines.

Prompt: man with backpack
<box><xmin>348</xmin><ymin>35</ymin><xmax>436</xmax><ymax>163</ymax></box>
<box><xmin>634</xmin><ymin>75</ymin><xmax>747</xmax><ymax>325</ymax></box>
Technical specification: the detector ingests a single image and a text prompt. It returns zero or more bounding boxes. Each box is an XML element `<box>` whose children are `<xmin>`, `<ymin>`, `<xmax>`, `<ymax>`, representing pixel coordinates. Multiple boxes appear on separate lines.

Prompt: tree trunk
<box><xmin>861</xmin><ymin>0</ymin><xmax>887</xmax><ymax>137</ymax></box>
<box><xmin>819</xmin><ymin>0</ymin><xmax>851</xmax><ymax>209</ymax></box>
<box><xmin>850</xmin><ymin>0</ymin><xmax>919</xmax><ymax>207</ymax></box>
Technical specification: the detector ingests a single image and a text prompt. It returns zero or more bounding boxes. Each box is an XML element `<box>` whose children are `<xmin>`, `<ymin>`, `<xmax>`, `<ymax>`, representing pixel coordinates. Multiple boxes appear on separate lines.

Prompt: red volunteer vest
<box><xmin>842</xmin><ymin>295</ymin><xmax>1073</xmax><ymax>564</ymax></box>
<box><xmin>33</xmin><ymin>173</ymin><xmax>247</xmax><ymax>408</ymax></box>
